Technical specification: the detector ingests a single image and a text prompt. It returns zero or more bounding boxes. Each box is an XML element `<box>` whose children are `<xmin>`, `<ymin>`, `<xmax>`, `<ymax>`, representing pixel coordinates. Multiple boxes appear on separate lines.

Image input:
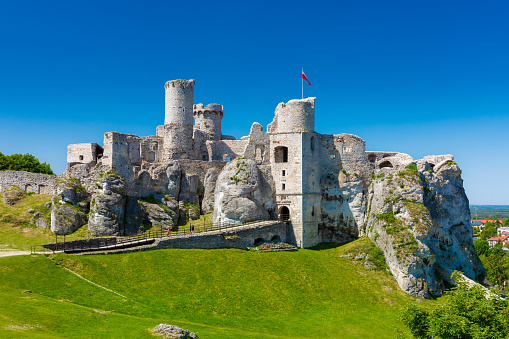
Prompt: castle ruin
<box><xmin>67</xmin><ymin>79</ymin><xmax>400</xmax><ymax>247</ymax></box>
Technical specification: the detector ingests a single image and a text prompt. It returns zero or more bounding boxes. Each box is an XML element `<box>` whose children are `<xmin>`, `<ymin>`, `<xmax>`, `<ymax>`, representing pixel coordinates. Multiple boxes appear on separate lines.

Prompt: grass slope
<box><xmin>0</xmin><ymin>239</ymin><xmax>428</xmax><ymax>338</ymax></box>
<box><xmin>0</xmin><ymin>194</ymin><xmax>88</xmax><ymax>251</ymax></box>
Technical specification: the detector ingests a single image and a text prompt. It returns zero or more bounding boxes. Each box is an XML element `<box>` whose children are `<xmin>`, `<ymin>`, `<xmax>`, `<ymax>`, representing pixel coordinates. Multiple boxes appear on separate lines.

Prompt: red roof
<box><xmin>478</xmin><ymin>220</ymin><xmax>503</xmax><ymax>224</ymax></box>
<box><xmin>487</xmin><ymin>237</ymin><xmax>501</xmax><ymax>241</ymax></box>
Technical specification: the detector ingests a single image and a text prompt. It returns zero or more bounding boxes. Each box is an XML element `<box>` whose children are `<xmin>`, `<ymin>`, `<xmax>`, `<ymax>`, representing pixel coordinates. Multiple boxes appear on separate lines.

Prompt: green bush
<box><xmin>401</xmin><ymin>272</ymin><xmax>509</xmax><ymax>338</ymax></box>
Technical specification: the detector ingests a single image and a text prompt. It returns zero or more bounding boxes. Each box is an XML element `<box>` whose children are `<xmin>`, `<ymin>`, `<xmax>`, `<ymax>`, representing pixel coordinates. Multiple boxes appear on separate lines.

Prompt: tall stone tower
<box><xmin>193</xmin><ymin>103</ymin><xmax>223</xmax><ymax>141</ymax></box>
<box><xmin>268</xmin><ymin>97</ymin><xmax>321</xmax><ymax>247</ymax></box>
<box><xmin>161</xmin><ymin>79</ymin><xmax>195</xmax><ymax>159</ymax></box>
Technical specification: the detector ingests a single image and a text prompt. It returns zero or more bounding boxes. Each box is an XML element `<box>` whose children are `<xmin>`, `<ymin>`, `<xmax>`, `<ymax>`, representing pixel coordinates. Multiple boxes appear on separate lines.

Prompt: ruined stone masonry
<box><xmin>61</xmin><ymin>78</ymin><xmax>484</xmax><ymax>297</ymax></box>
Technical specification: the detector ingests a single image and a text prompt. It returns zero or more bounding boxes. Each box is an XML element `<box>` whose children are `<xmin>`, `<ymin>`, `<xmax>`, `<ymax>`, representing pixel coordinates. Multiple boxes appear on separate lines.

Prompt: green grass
<box><xmin>0</xmin><ymin>194</ymin><xmax>89</xmax><ymax>251</ymax></box>
<box><xmin>0</xmin><ymin>239</ymin><xmax>431</xmax><ymax>338</ymax></box>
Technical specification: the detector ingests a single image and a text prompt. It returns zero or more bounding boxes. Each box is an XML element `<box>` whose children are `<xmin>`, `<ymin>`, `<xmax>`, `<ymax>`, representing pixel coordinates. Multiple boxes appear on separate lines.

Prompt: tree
<box><xmin>401</xmin><ymin>273</ymin><xmax>509</xmax><ymax>338</ymax></box>
<box><xmin>481</xmin><ymin>223</ymin><xmax>498</xmax><ymax>240</ymax></box>
<box><xmin>474</xmin><ymin>239</ymin><xmax>490</xmax><ymax>256</ymax></box>
<box><xmin>0</xmin><ymin>152</ymin><xmax>54</xmax><ymax>175</ymax></box>
<box><xmin>504</xmin><ymin>218</ymin><xmax>509</xmax><ymax>226</ymax></box>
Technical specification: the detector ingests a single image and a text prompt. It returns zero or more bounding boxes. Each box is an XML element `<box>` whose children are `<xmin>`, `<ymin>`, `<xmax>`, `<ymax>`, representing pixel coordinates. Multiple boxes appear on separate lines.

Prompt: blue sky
<box><xmin>0</xmin><ymin>0</ymin><xmax>508</xmax><ymax>204</ymax></box>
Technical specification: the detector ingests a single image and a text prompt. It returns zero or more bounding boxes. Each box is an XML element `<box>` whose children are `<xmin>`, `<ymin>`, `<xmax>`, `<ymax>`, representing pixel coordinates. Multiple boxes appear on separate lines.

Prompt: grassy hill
<box><xmin>0</xmin><ymin>194</ymin><xmax>429</xmax><ymax>338</ymax></box>
<box><xmin>0</xmin><ymin>239</ymin><xmax>431</xmax><ymax>338</ymax></box>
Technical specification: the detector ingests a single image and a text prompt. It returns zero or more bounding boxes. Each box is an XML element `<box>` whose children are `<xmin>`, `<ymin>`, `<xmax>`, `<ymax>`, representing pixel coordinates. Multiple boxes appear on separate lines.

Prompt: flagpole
<box><xmin>302</xmin><ymin>67</ymin><xmax>303</xmax><ymax>99</ymax></box>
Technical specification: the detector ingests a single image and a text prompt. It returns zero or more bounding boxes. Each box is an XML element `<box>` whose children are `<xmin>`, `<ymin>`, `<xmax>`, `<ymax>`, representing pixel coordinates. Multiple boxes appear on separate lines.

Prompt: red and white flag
<box><xmin>302</xmin><ymin>70</ymin><xmax>311</xmax><ymax>86</ymax></box>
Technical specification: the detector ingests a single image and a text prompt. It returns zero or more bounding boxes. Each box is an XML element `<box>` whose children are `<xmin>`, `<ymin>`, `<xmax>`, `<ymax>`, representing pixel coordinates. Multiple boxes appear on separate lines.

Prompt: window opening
<box><xmin>275</xmin><ymin>146</ymin><xmax>288</xmax><ymax>163</ymax></box>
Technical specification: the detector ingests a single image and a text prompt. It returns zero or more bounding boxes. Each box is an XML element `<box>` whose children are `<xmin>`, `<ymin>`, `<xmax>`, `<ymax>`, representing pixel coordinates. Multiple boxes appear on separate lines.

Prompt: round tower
<box><xmin>193</xmin><ymin>103</ymin><xmax>223</xmax><ymax>141</ymax></box>
<box><xmin>163</xmin><ymin>79</ymin><xmax>195</xmax><ymax>159</ymax></box>
<box><xmin>272</xmin><ymin>97</ymin><xmax>315</xmax><ymax>133</ymax></box>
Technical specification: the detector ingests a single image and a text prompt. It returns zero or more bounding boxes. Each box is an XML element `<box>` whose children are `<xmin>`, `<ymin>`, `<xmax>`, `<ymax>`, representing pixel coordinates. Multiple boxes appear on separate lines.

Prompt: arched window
<box><xmin>274</xmin><ymin>146</ymin><xmax>288</xmax><ymax>163</ymax></box>
<box><xmin>311</xmin><ymin>136</ymin><xmax>315</xmax><ymax>151</ymax></box>
<box><xmin>368</xmin><ymin>154</ymin><xmax>377</xmax><ymax>163</ymax></box>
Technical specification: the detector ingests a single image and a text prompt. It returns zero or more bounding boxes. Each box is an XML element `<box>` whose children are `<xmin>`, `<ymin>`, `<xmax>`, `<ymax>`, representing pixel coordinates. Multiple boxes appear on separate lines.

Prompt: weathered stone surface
<box><xmin>54</xmin><ymin>177</ymin><xmax>86</xmax><ymax>205</ymax></box>
<box><xmin>213</xmin><ymin>159</ymin><xmax>275</xmax><ymax>225</ymax></box>
<box><xmin>3</xmin><ymin>187</ymin><xmax>24</xmax><ymax>205</ymax></box>
<box><xmin>51</xmin><ymin>205</ymin><xmax>86</xmax><ymax>235</ymax></box>
<box><xmin>139</xmin><ymin>200</ymin><xmax>175</xmax><ymax>230</ymax></box>
<box><xmin>319</xmin><ymin>173</ymin><xmax>366</xmax><ymax>242</ymax></box>
<box><xmin>150</xmin><ymin>324</ymin><xmax>198</xmax><ymax>339</ymax></box>
<box><xmin>88</xmin><ymin>174</ymin><xmax>126</xmax><ymax>236</ymax></box>
<box><xmin>201</xmin><ymin>168</ymin><xmax>219</xmax><ymax>214</ymax></box>
<box><xmin>178</xmin><ymin>172</ymin><xmax>200</xmax><ymax>205</ymax></box>
<box><xmin>365</xmin><ymin>154</ymin><xmax>485</xmax><ymax>298</ymax></box>
<box><xmin>36</xmin><ymin>217</ymin><xmax>49</xmax><ymax>229</ymax></box>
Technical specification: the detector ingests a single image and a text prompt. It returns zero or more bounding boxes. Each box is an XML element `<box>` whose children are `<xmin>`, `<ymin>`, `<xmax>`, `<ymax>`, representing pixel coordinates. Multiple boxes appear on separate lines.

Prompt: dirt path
<box><xmin>0</xmin><ymin>250</ymin><xmax>31</xmax><ymax>257</ymax></box>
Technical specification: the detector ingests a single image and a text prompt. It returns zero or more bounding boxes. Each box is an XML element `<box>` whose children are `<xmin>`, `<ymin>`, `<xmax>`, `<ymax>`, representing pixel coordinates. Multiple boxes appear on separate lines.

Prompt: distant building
<box><xmin>487</xmin><ymin>237</ymin><xmax>502</xmax><ymax>247</ymax></box>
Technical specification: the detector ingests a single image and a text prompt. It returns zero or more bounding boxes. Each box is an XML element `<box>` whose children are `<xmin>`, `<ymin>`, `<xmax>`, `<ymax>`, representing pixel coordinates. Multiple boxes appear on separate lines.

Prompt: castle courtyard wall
<box><xmin>0</xmin><ymin>170</ymin><xmax>56</xmax><ymax>194</ymax></box>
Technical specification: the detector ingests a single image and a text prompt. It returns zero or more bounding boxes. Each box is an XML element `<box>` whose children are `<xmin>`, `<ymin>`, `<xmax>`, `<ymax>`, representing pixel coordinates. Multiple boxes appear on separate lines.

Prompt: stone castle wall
<box><xmin>0</xmin><ymin>170</ymin><xmax>56</xmax><ymax>195</ymax></box>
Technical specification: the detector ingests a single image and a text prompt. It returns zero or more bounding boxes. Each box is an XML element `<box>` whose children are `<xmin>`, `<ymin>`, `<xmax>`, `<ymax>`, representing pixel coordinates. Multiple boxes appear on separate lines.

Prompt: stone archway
<box><xmin>279</xmin><ymin>206</ymin><xmax>290</xmax><ymax>221</ymax></box>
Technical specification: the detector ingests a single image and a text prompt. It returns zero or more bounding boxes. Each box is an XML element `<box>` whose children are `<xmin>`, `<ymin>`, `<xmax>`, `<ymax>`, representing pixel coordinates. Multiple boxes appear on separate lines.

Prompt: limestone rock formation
<box><xmin>213</xmin><ymin>158</ymin><xmax>275</xmax><ymax>225</ymax></box>
<box><xmin>319</xmin><ymin>173</ymin><xmax>367</xmax><ymax>242</ymax></box>
<box><xmin>139</xmin><ymin>199</ymin><xmax>176</xmax><ymax>231</ymax></box>
<box><xmin>150</xmin><ymin>324</ymin><xmax>198</xmax><ymax>339</ymax></box>
<box><xmin>365</xmin><ymin>154</ymin><xmax>485</xmax><ymax>298</ymax></box>
<box><xmin>201</xmin><ymin>168</ymin><xmax>219</xmax><ymax>214</ymax></box>
<box><xmin>88</xmin><ymin>173</ymin><xmax>126</xmax><ymax>236</ymax></box>
<box><xmin>54</xmin><ymin>177</ymin><xmax>86</xmax><ymax>205</ymax></box>
<box><xmin>3</xmin><ymin>187</ymin><xmax>24</xmax><ymax>205</ymax></box>
<box><xmin>51</xmin><ymin>204</ymin><xmax>86</xmax><ymax>235</ymax></box>
<box><xmin>50</xmin><ymin>177</ymin><xmax>88</xmax><ymax>235</ymax></box>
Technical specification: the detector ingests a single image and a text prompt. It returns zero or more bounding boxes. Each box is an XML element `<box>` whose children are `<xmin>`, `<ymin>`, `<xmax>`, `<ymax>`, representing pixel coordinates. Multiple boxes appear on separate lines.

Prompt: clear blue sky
<box><xmin>1</xmin><ymin>0</ymin><xmax>508</xmax><ymax>205</ymax></box>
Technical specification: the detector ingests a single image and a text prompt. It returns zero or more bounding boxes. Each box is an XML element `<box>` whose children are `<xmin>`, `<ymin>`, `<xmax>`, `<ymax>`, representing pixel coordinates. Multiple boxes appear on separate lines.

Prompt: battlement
<box><xmin>193</xmin><ymin>103</ymin><xmax>223</xmax><ymax>118</ymax></box>
<box><xmin>164</xmin><ymin>79</ymin><xmax>195</xmax><ymax>89</ymax></box>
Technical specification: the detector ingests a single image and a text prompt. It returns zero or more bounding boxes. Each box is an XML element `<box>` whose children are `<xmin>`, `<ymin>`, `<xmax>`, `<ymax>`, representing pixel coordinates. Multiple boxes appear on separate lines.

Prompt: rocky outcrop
<box><xmin>3</xmin><ymin>187</ymin><xmax>24</xmax><ymax>205</ymax></box>
<box><xmin>213</xmin><ymin>159</ymin><xmax>276</xmax><ymax>225</ymax></box>
<box><xmin>54</xmin><ymin>177</ymin><xmax>87</xmax><ymax>205</ymax></box>
<box><xmin>88</xmin><ymin>173</ymin><xmax>126</xmax><ymax>236</ymax></box>
<box><xmin>51</xmin><ymin>204</ymin><xmax>86</xmax><ymax>235</ymax></box>
<box><xmin>201</xmin><ymin>168</ymin><xmax>219</xmax><ymax>214</ymax></box>
<box><xmin>365</xmin><ymin>154</ymin><xmax>485</xmax><ymax>298</ymax></box>
<box><xmin>50</xmin><ymin>177</ymin><xmax>88</xmax><ymax>235</ymax></box>
<box><xmin>139</xmin><ymin>199</ymin><xmax>176</xmax><ymax>231</ymax></box>
<box><xmin>319</xmin><ymin>172</ymin><xmax>367</xmax><ymax>242</ymax></box>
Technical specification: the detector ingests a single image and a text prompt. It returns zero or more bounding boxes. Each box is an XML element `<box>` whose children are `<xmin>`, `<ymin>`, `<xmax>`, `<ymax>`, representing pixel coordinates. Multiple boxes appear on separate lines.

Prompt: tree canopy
<box><xmin>400</xmin><ymin>273</ymin><xmax>509</xmax><ymax>338</ymax></box>
<box><xmin>0</xmin><ymin>152</ymin><xmax>54</xmax><ymax>175</ymax></box>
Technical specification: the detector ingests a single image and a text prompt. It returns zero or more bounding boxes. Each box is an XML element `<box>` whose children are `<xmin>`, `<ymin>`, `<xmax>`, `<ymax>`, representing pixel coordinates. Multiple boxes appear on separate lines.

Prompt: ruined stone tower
<box><xmin>161</xmin><ymin>79</ymin><xmax>195</xmax><ymax>159</ymax></box>
<box><xmin>193</xmin><ymin>103</ymin><xmax>223</xmax><ymax>141</ymax></box>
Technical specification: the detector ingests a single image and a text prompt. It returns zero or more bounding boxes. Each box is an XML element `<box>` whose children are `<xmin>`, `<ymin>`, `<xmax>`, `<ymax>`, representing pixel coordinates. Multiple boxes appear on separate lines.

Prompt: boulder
<box><xmin>88</xmin><ymin>174</ymin><xmax>126</xmax><ymax>236</ymax></box>
<box><xmin>213</xmin><ymin>158</ymin><xmax>276</xmax><ymax>225</ymax></box>
<box><xmin>3</xmin><ymin>187</ymin><xmax>24</xmax><ymax>205</ymax></box>
<box><xmin>201</xmin><ymin>168</ymin><xmax>219</xmax><ymax>214</ymax></box>
<box><xmin>150</xmin><ymin>324</ymin><xmax>198</xmax><ymax>339</ymax></box>
<box><xmin>51</xmin><ymin>204</ymin><xmax>86</xmax><ymax>235</ymax></box>
<box><xmin>365</xmin><ymin>154</ymin><xmax>485</xmax><ymax>298</ymax></box>
<box><xmin>36</xmin><ymin>217</ymin><xmax>49</xmax><ymax>229</ymax></box>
